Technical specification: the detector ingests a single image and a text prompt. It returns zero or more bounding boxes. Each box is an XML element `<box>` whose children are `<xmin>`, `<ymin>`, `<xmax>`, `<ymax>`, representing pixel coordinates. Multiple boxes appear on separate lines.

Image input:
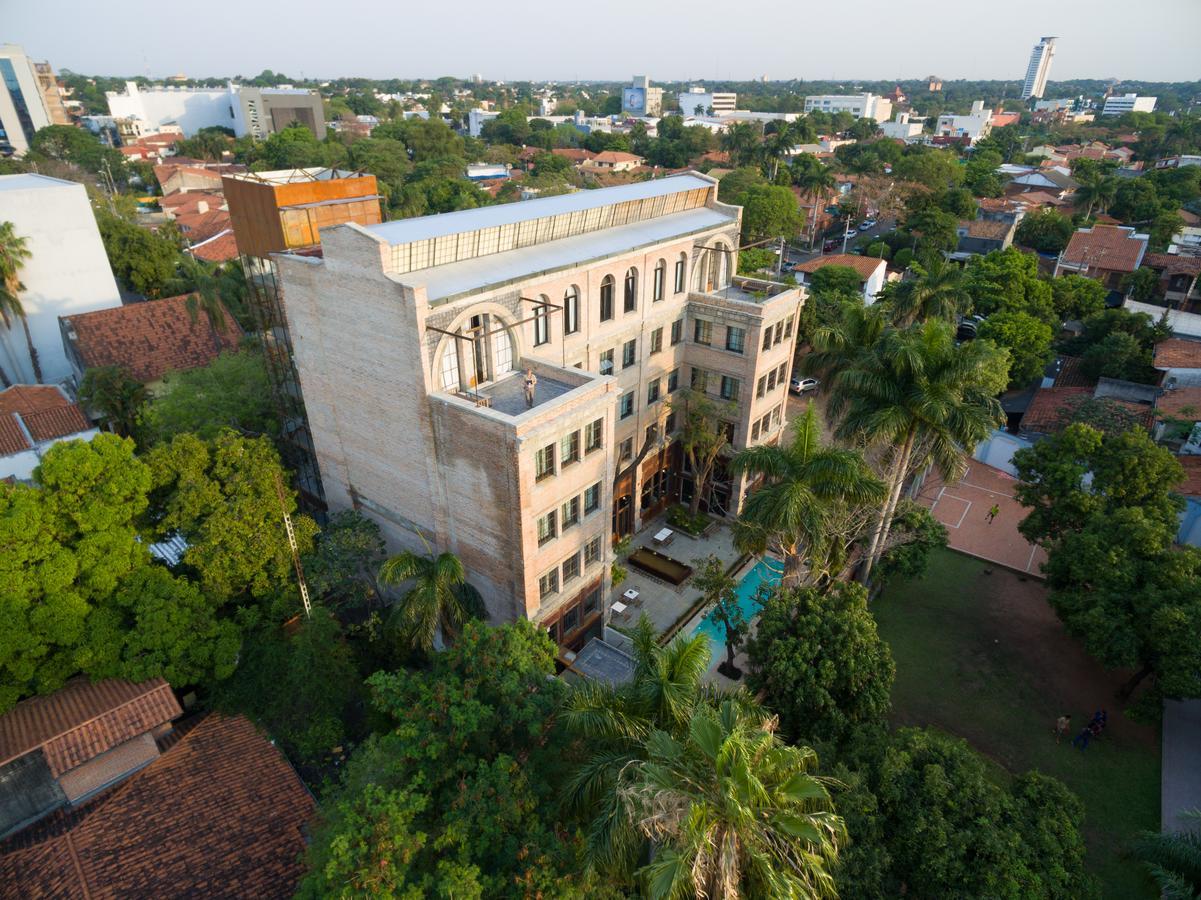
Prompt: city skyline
<box><xmin>6</xmin><ymin>0</ymin><xmax>1200</xmax><ymax>85</ymax></box>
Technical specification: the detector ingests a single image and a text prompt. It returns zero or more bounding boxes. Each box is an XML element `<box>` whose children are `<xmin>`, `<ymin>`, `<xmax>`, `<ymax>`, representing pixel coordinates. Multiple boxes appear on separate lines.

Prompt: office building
<box><xmin>802</xmin><ymin>93</ymin><xmax>893</xmax><ymax>123</ymax></box>
<box><xmin>276</xmin><ymin>174</ymin><xmax>804</xmax><ymax>650</ymax></box>
<box><xmin>622</xmin><ymin>75</ymin><xmax>663</xmax><ymax>117</ymax></box>
<box><xmin>1101</xmin><ymin>94</ymin><xmax>1157</xmax><ymax>117</ymax></box>
<box><xmin>677</xmin><ymin>87</ymin><xmax>737</xmax><ymax>118</ymax></box>
<box><xmin>105</xmin><ymin>82</ymin><xmax>324</xmax><ymax>138</ymax></box>
<box><xmin>0</xmin><ymin>175</ymin><xmax>122</xmax><ymax>385</ymax></box>
<box><xmin>0</xmin><ymin>44</ymin><xmax>56</xmax><ymax>155</ymax></box>
<box><xmin>1020</xmin><ymin>36</ymin><xmax>1057</xmax><ymax>100</ymax></box>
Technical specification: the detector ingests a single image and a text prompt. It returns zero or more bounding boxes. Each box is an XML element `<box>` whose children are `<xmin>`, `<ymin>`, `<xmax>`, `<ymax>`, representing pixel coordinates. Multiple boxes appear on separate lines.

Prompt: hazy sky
<box><xmin>6</xmin><ymin>0</ymin><xmax>1200</xmax><ymax>83</ymax></box>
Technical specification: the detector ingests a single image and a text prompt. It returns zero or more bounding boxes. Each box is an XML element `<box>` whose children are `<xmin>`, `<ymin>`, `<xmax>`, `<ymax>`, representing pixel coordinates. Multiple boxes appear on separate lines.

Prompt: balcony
<box><xmin>440</xmin><ymin>358</ymin><xmax>607</xmax><ymax>422</ymax></box>
<box><xmin>693</xmin><ymin>275</ymin><xmax>799</xmax><ymax>305</ymax></box>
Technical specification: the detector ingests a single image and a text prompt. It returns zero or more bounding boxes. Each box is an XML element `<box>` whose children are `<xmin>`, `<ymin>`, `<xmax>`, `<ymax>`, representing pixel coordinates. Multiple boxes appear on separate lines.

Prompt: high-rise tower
<box><xmin>1021</xmin><ymin>36</ymin><xmax>1057</xmax><ymax>101</ymax></box>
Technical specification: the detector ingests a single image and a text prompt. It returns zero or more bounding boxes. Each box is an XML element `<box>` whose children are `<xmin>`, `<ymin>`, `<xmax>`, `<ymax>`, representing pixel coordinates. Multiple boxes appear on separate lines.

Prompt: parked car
<box><xmin>790</xmin><ymin>376</ymin><xmax>820</xmax><ymax>395</ymax></box>
<box><xmin>858</xmin><ymin>218</ymin><xmax>877</xmax><ymax>231</ymax></box>
<box><xmin>823</xmin><ymin>239</ymin><xmax>839</xmax><ymax>252</ymax></box>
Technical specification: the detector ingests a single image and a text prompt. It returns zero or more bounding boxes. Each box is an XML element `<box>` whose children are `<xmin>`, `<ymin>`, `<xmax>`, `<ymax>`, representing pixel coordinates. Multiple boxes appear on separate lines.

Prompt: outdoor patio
<box><xmin>606</xmin><ymin>511</ymin><xmax>745</xmax><ymax>639</ymax></box>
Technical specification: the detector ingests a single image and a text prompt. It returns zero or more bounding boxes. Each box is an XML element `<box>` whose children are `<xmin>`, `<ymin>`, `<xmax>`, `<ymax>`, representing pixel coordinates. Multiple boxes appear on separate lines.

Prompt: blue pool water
<box><xmin>693</xmin><ymin>559</ymin><xmax>783</xmax><ymax>645</ymax></box>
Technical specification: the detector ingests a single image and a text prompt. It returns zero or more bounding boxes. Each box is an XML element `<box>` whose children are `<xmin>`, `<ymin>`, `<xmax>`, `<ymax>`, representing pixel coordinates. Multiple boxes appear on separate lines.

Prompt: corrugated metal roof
<box><xmin>368</xmin><ymin>173</ymin><xmax>715</xmax><ymax>246</ymax></box>
<box><xmin>404</xmin><ymin>206</ymin><xmax>734</xmax><ymax>302</ymax></box>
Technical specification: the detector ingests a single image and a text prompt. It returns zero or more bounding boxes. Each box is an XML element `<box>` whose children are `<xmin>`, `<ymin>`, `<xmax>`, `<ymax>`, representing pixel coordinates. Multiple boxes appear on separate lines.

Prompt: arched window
<box><xmin>674</xmin><ymin>252</ymin><xmax>687</xmax><ymax>293</ymax></box>
<box><xmin>563</xmin><ymin>286</ymin><xmax>580</xmax><ymax>335</ymax></box>
<box><xmin>694</xmin><ymin>250</ymin><xmax>710</xmax><ymax>291</ymax></box>
<box><xmin>599</xmin><ymin>275</ymin><xmax>614</xmax><ymax>322</ymax></box>
<box><xmin>439</xmin><ymin>342</ymin><xmax>461</xmax><ymax>392</ymax></box>
<box><xmin>624</xmin><ymin>267</ymin><xmax>638</xmax><ymax>313</ymax></box>
<box><xmin>533</xmin><ymin>295</ymin><xmax>551</xmax><ymax>346</ymax></box>
<box><xmin>712</xmin><ymin>242</ymin><xmax>729</xmax><ymax>289</ymax></box>
<box><xmin>653</xmin><ymin>259</ymin><xmax>666</xmax><ymax>302</ymax></box>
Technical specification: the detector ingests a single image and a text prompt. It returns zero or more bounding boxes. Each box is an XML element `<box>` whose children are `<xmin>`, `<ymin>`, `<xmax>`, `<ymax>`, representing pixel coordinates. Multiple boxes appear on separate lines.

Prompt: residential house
<box><xmin>1020</xmin><ymin>380</ymin><xmax>1155</xmax><ymax>440</ymax></box>
<box><xmin>0</xmin><ymin>384</ymin><xmax>96</xmax><ymax>481</ymax></box>
<box><xmin>1006</xmin><ymin>167</ymin><xmax>1078</xmax><ymax>199</ymax></box>
<box><xmin>0</xmin><ymin>175</ymin><xmax>122</xmax><ymax>384</ymax></box>
<box><xmin>953</xmin><ymin>218</ymin><xmax>1016</xmax><ymax>258</ymax></box>
<box><xmin>879</xmin><ymin>112</ymin><xmax>924</xmax><ymax>141</ymax></box>
<box><xmin>793</xmin><ymin>254</ymin><xmax>888</xmax><ymax>304</ymax></box>
<box><xmin>935</xmin><ymin>101</ymin><xmax>993</xmax><ymax>145</ymax></box>
<box><xmin>1055</xmin><ymin>225</ymin><xmax>1149</xmax><ymax>289</ymax></box>
<box><xmin>0</xmin><ymin>708</ymin><xmax>313</xmax><ymax>898</ymax></box>
<box><xmin>1142</xmin><ymin>255</ymin><xmax>1201</xmax><ymax>311</ymax></box>
<box><xmin>1154</xmin><ymin>338</ymin><xmax>1201</xmax><ymax>388</ymax></box>
<box><xmin>275</xmin><ymin>174</ymin><xmax>805</xmax><ymax>653</ymax></box>
<box><xmin>550</xmin><ymin>148</ymin><xmax>596</xmax><ymax>166</ymax></box>
<box><xmin>60</xmin><ymin>294</ymin><xmax>242</xmax><ymax>391</ymax></box>
<box><xmin>0</xmin><ymin>678</ymin><xmax>182</xmax><ymax>837</ymax></box>
<box><xmin>1155</xmin><ymin>155</ymin><xmax>1201</xmax><ymax>170</ymax></box>
<box><xmin>1167</xmin><ymin>227</ymin><xmax>1201</xmax><ymax>258</ymax></box>
<box><xmin>153</xmin><ymin>161</ymin><xmax>244</xmax><ymax>196</ymax></box>
<box><xmin>581</xmin><ymin>151</ymin><xmax>645</xmax><ymax>173</ymax></box>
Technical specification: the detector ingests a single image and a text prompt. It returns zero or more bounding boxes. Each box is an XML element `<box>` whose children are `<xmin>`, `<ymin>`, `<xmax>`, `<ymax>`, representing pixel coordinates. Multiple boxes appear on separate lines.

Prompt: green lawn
<box><xmin>875</xmin><ymin>548</ymin><xmax>1160</xmax><ymax>900</ymax></box>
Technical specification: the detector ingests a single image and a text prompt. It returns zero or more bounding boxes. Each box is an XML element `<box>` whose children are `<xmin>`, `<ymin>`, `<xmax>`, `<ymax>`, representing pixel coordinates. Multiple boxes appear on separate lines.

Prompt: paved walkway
<box><xmin>1162</xmin><ymin>699</ymin><xmax>1201</xmax><ymax>835</ymax></box>
<box><xmin>915</xmin><ymin>460</ymin><xmax>1048</xmax><ymax>576</ymax></box>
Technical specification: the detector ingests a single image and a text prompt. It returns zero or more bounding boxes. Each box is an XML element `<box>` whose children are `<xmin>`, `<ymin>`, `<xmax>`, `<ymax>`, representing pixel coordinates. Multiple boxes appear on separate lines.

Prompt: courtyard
<box><xmin>875</xmin><ymin>548</ymin><xmax>1161</xmax><ymax>899</ymax></box>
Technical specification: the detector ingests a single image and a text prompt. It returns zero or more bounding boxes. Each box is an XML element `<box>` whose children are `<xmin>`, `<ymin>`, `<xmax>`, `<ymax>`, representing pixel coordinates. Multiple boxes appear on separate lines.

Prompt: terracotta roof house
<box><xmin>60</xmin><ymin>294</ymin><xmax>242</xmax><ymax>387</ymax></box>
<box><xmin>953</xmin><ymin>218</ymin><xmax>1016</xmax><ymax>257</ymax></box>
<box><xmin>1155</xmin><ymin>386</ymin><xmax>1201</xmax><ymax>425</ymax></box>
<box><xmin>550</xmin><ymin>148</ymin><xmax>596</xmax><ymax>165</ymax></box>
<box><xmin>1020</xmin><ymin>383</ymin><xmax>1155</xmax><ymax>438</ymax></box>
<box><xmin>0</xmin><ymin>678</ymin><xmax>181</xmax><ymax>838</ymax></box>
<box><xmin>0</xmin><ymin>385</ymin><xmax>96</xmax><ymax>482</ymax></box>
<box><xmin>793</xmin><ymin>253</ymin><xmax>889</xmax><ymax>304</ymax></box>
<box><xmin>187</xmin><ymin>229</ymin><xmax>240</xmax><ymax>263</ymax></box>
<box><xmin>153</xmin><ymin>162</ymin><xmax>245</xmax><ymax>196</ymax></box>
<box><xmin>0</xmin><ymin>713</ymin><xmax>314</xmax><ymax>898</ymax></box>
<box><xmin>1143</xmin><ymin>254</ymin><xmax>1201</xmax><ymax>310</ymax></box>
<box><xmin>581</xmin><ymin>151</ymin><xmax>645</xmax><ymax>173</ymax></box>
<box><xmin>1055</xmin><ymin>225</ymin><xmax>1150</xmax><ymax>289</ymax></box>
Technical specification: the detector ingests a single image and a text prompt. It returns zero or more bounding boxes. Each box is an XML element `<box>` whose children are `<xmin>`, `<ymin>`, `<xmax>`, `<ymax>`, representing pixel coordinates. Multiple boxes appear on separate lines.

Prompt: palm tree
<box><xmin>182</xmin><ymin>259</ymin><xmax>230</xmax><ymax>354</ymax></box>
<box><xmin>0</xmin><ymin>221</ymin><xmax>41</xmax><ymax>383</ymax></box>
<box><xmin>820</xmin><ymin>321</ymin><xmax>1003</xmax><ymax>584</ymax></box>
<box><xmin>889</xmin><ymin>256</ymin><xmax>965</xmax><ymax>327</ymax></box>
<box><xmin>761</xmin><ymin>129</ymin><xmax>794</xmax><ymax>182</ymax></box>
<box><xmin>1131</xmin><ymin>810</ymin><xmax>1201</xmax><ymax>899</ymax></box>
<box><xmin>730</xmin><ymin>402</ymin><xmax>885</xmax><ymax>587</ymax></box>
<box><xmin>377</xmin><ymin>540</ymin><xmax>484</xmax><ymax>652</ymax></box>
<box><xmin>626</xmin><ymin>699</ymin><xmax>844</xmax><ymax>899</ymax></box>
<box><xmin>562</xmin><ymin>618</ymin><xmax>716</xmax><ymax>877</ymax></box>
<box><xmin>720</xmin><ymin>122</ymin><xmax>763</xmax><ymax>169</ymax></box>
<box><xmin>793</xmin><ymin>160</ymin><xmax>837</xmax><ymax>249</ymax></box>
<box><xmin>1073</xmin><ymin>171</ymin><xmax>1118</xmax><ymax>219</ymax></box>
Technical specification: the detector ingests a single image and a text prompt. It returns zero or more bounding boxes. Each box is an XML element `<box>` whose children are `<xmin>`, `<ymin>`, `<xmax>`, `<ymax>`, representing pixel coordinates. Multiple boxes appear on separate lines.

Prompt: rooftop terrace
<box><xmin>476</xmin><ymin>370</ymin><xmax>576</xmax><ymax>416</ymax></box>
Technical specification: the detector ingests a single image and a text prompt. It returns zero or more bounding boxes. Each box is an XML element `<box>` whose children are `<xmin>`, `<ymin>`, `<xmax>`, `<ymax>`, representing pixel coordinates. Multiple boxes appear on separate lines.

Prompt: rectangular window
<box><xmin>619</xmin><ymin>391</ymin><xmax>635</xmax><ymax>419</ymax></box>
<box><xmin>691</xmin><ymin>367</ymin><xmax>708</xmax><ymax>392</ymax></box>
<box><xmin>619</xmin><ymin>437</ymin><xmax>634</xmax><ymax>461</ymax></box>
<box><xmin>664</xmin><ymin>410</ymin><xmax>677</xmax><ymax>434</ymax></box>
<box><xmin>763</xmin><ymin>327</ymin><xmax>773</xmax><ymax>351</ymax></box>
<box><xmin>560</xmin><ymin>431</ymin><xmax>580</xmax><ymax>466</ymax></box>
<box><xmin>647</xmin><ymin>378</ymin><xmax>661</xmax><ymax>405</ymax></box>
<box><xmin>757</xmin><ymin>375</ymin><xmax>767</xmax><ymax>399</ymax></box>
<box><xmin>784</xmin><ymin>316</ymin><xmax>794</xmax><ymax>339</ymax></box>
<box><xmin>584</xmin><ymin>482</ymin><xmax>601</xmax><ymax>514</ymax></box>
<box><xmin>674</xmin><ymin>258</ymin><xmax>686</xmax><ymax>293</ymax></box>
<box><xmin>774</xmin><ymin>321</ymin><xmax>785</xmax><ymax>345</ymax></box>
<box><xmin>537</xmin><ymin>510</ymin><xmax>557</xmax><ymax>545</ymax></box>
<box><xmin>599</xmin><ymin>349</ymin><xmax>614</xmax><ymax>376</ymax></box>
<box><xmin>653</xmin><ymin>264</ymin><xmax>665</xmax><ymax>302</ymax></box>
<box><xmin>585</xmin><ymin>418</ymin><xmax>603</xmax><ymax>453</ymax></box>
<box><xmin>694</xmin><ymin>319</ymin><xmax>712</xmax><ymax>345</ymax></box>
<box><xmin>562</xmin><ymin>553</ymin><xmax>581</xmax><ymax>583</ymax></box>
<box><xmin>562</xmin><ymin>496</ymin><xmax>580</xmax><ymax>530</ymax></box>
<box><xmin>533</xmin><ymin>305</ymin><xmax>550</xmax><ymax>346</ymax></box>
<box><xmin>772</xmin><ymin>404</ymin><xmax>782</xmax><ymax>427</ymax></box>
<box><xmin>564</xmin><ymin>291</ymin><xmax>580</xmax><ymax>335</ymax></box>
<box><xmin>535</xmin><ymin>444</ymin><xmax>555</xmax><ymax>481</ymax></box>
<box><xmin>720</xmin><ymin>376</ymin><xmax>740</xmax><ymax>402</ymax></box>
<box><xmin>667</xmin><ymin>368</ymin><xmax>679</xmax><ymax>393</ymax></box>
<box><xmin>583</xmin><ymin>585</ymin><xmax>601</xmax><ymax>615</ymax></box>
<box><xmin>725</xmin><ymin>326</ymin><xmax>746</xmax><ymax>354</ymax></box>
<box><xmin>768</xmin><ymin>369</ymin><xmax>778</xmax><ymax>392</ymax></box>
<box><xmin>650</xmin><ymin>327</ymin><xmax>663</xmax><ymax>354</ymax></box>
<box><xmin>622</xmin><ymin>339</ymin><xmax>637</xmax><ymax>369</ymax></box>
<box><xmin>778</xmin><ymin>362</ymin><xmax>788</xmax><ymax>384</ymax></box>
<box><xmin>752</xmin><ymin>419</ymin><xmax>761</xmax><ymax>440</ymax></box>
<box><xmin>539</xmin><ymin>568</ymin><xmax>559</xmax><ymax>598</ymax></box>
<box><xmin>584</xmin><ymin>535</ymin><xmax>602</xmax><ymax>566</ymax></box>
<box><xmin>562</xmin><ymin>603</ymin><xmax>580</xmax><ymax>634</ymax></box>
<box><xmin>671</xmin><ymin>318</ymin><xmax>683</xmax><ymax>345</ymax></box>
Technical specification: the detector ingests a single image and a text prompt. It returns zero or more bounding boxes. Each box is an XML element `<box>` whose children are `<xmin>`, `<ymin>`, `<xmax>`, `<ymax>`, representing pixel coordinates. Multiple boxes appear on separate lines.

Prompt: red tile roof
<box><xmin>588</xmin><ymin>150</ymin><xmax>643</xmax><ymax>164</ymax></box>
<box><xmin>550</xmin><ymin>148</ymin><xmax>596</xmax><ymax>162</ymax></box>
<box><xmin>1178</xmin><ymin>456</ymin><xmax>1201</xmax><ymax>498</ymax></box>
<box><xmin>187</xmin><ymin>229</ymin><xmax>240</xmax><ymax>263</ymax></box>
<box><xmin>794</xmin><ymin>253</ymin><xmax>886</xmax><ymax>281</ymax></box>
<box><xmin>0</xmin><ymin>386</ymin><xmax>92</xmax><ymax>456</ymax></box>
<box><xmin>0</xmin><ymin>678</ymin><xmax>181</xmax><ymax>775</ymax></box>
<box><xmin>62</xmin><ymin>295</ymin><xmax>242</xmax><ymax>383</ymax></box>
<box><xmin>0</xmin><ymin>714</ymin><xmax>314</xmax><ymax>898</ymax></box>
<box><xmin>1061</xmin><ymin>225</ymin><xmax>1148</xmax><ymax>274</ymax></box>
<box><xmin>1053</xmin><ymin>356</ymin><xmax>1095</xmax><ymax>388</ymax></box>
<box><xmin>1144</xmin><ymin>253</ymin><xmax>1201</xmax><ymax>278</ymax></box>
<box><xmin>1155</xmin><ymin>387</ymin><xmax>1201</xmax><ymax>420</ymax></box>
<box><xmin>959</xmin><ymin>219</ymin><xmax>1012</xmax><ymax>240</ymax></box>
<box><xmin>1022</xmin><ymin>385</ymin><xmax>1154</xmax><ymax>434</ymax></box>
<box><xmin>1155</xmin><ymin>338</ymin><xmax>1201</xmax><ymax>369</ymax></box>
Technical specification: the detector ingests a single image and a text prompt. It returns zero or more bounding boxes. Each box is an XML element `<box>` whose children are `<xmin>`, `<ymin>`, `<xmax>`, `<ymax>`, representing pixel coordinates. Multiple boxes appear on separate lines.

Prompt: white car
<box><xmin>858</xmin><ymin>219</ymin><xmax>877</xmax><ymax>231</ymax></box>
<box><xmin>790</xmin><ymin>377</ymin><xmax>820</xmax><ymax>395</ymax></box>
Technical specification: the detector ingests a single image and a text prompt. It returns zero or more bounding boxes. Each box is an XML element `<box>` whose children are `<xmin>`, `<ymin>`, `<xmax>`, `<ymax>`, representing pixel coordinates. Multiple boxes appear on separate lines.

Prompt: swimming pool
<box><xmin>693</xmin><ymin>558</ymin><xmax>783</xmax><ymax>646</ymax></box>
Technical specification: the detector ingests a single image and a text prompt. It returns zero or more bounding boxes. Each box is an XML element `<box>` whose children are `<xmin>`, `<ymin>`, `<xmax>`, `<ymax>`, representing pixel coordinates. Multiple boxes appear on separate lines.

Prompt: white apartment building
<box><xmin>0</xmin><ymin>175</ymin><xmax>122</xmax><ymax>385</ymax></box>
<box><xmin>802</xmin><ymin>93</ymin><xmax>893</xmax><ymax>124</ymax></box>
<box><xmin>880</xmin><ymin>111</ymin><xmax>924</xmax><ymax>140</ymax></box>
<box><xmin>1021</xmin><ymin>36</ymin><xmax>1057</xmax><ymax>100</ymax></box>
<box><xmin>0</xmin><ymin>44</ymin><xmax>54</xmax><ymax>155</ymax></box>
<box><xmin>1101</xmin><ymin>94</ymin><xmax>1157</xmax><ymax>117</ymax></box>
<box><xmin>935</xmin><ymin>101</ymin><xmax>993</xmax><ymax>144</ymax></box>
<box><xmin>277</xmin><ymin>174</ymin><xmax>804</xmax><ymax>651</ymax></box>
<box><xmin>677</xmin><ymin>87</ymin><xmax>738</xmax><ymax>118</ymax></box>
<box><xmin>468</xmin><ymin>107</ymin><xmax>500</xmax><ymax>137</ymax></box>
<box><xmin>105</xmin><ymin>81</ymin><xmax>324</xmax><ymax>137</ymax></box>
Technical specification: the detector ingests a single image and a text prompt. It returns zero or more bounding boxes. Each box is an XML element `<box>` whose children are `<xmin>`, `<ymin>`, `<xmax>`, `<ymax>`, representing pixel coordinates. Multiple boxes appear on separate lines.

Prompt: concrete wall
<box><xmin>0</xmin><ymin>175</ymin><xmax>122</xmax><ymax>384</ymax></box>
<box><xmin>105</xmin><ymin>82</ymin><xmax>238</xmax><ymax>136</ymax></box>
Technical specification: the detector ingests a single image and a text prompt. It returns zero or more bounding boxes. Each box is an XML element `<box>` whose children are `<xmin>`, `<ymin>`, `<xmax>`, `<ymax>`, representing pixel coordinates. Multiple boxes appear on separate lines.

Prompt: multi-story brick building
<box><xmin>278</xmin><ymin>173</ymin><xmax>804</xmax><ymax>650</ymax></box>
